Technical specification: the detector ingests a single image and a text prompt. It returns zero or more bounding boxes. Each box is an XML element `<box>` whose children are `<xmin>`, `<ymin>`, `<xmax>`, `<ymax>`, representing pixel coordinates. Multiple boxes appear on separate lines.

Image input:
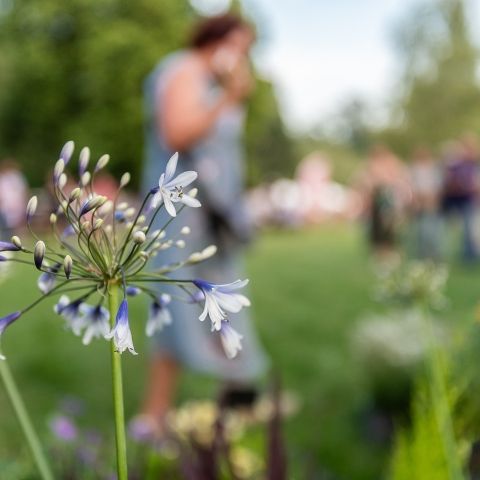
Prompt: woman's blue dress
<box><xmin>142</xmin><ymin>52</ymin><xmax>268</xmax><ymax>382</ymax></box>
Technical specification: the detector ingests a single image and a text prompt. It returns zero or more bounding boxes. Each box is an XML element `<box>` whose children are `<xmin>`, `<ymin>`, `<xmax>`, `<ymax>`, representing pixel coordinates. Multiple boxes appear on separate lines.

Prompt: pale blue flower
<box><xmin>150</xmin><ymin>153</ymin><xmax>200</xmax><ymax>217</ymax></box>
<box><xmin>193</xmin><ymin>279</ymin><xmax>250</xmax><ymax>331</ymax></box>
<box><xmin>105</xmin><ymin>300</ymin><xmax>137</xmax><ymax>354</ymax></box>
<box><xmin>220</xmin><ymin>321</ymin><xmax>243</xmax><ymax>359</ymax></box>
<box><xmin>54</xmin><ymin>295</ymin><xmax>84</xmax><ymax>334</ymax></box>
<box><xmin>146</xmin><ymin>294</ymin><xmax>172</xmax><ymax>337</ymax></box>
<box><xmin>79</xmin><ymin>304</ymin><xmax>110</xmax><ymax>345</ymax></box>
<box><xmin>38</xmin><ymin>264</ymin><xmax>61</xmax><ymax>293</ymax></box>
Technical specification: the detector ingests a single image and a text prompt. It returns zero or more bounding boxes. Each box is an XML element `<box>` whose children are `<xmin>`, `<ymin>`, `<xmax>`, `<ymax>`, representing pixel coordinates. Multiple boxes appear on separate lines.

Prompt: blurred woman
<box><xmin>136</xmin><ymin>14</ymin><xmax>268</xmax><ymax>435</ymax></box>
<box><xmin>409</xmin><ymin>146</ymin><xmax>443</xmax><ymax>260</ymax></box>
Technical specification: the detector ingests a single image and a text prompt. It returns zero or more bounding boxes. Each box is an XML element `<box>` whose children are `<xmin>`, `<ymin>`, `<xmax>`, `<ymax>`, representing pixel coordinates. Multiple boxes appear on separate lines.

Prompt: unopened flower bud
<box><xmin>93</xmin><ymin>219</ymin><xmax>104</xmax><ymax>230</ymax></box>
<box><xmin>26</xmin><ymin>196</ymin><xmax>38</xmax><ymax>220</ymax></box>
<box><xmin>140</xmin><ymin>251</ymin><xmax>149</xmax><ymax>260</ymax></box>
<box><xmin>188</xmin><ymin>252</ymin><xmax>203</xmax><ymax>263</ymax></box>
<box><xmin>53</xmin><ymin>159</ymin><xmax>65</xmax><ymax>181</ymax></box>
<box><xmin>95</xmin><ymin>154</ymin><xmax>110</xmax><ymax>172</ymax></box>
<box><xmin>125</xmin><ymin>222</ymin><xmax>133</xmax><ymax>229</ymax></box>
<box><xmin>79</xmin><ymin>196</ymin><xmax>107</xmax><ymax>216</ymax></box>
<box><xmin>69</xmin><ymin>187</ymin><xmax>81</xmax><ymax>202</ymax></box>
<box><xmin>50</xmin><ymin>213</ymin><xmax>57</xmax><ymax>224</ymax></box>
<box><xmin>63</xmin><ymin>255</ymin><xmax>72</xmax><ymax>279</ymax></box>
<box><xmin>133</xmin><ymin>231</ymin><xmax>146</xmax><ymax>244</ymax></box>
<box><xmin>117</xmin><ymin>202</ymin><xmax>128</xmax><ymax>211</ymax></box>
<box><xmin>60</xmin><ymin>140</ymin><xmax>75</xmax><ymax>165</ymax></box>
<box><xmin>120</xmin><ymin>173</ymin><xmax>131</xmax><ymax>188</ymax></box>
<box><xmin>80</xmin><ymin>172</ymin><xmax>91</xmax><ymax>187</ymax></box>
<box><xmin>11</xmin><ymin>236</ymin><xmax>22</xmax><ymax>249</ymax></box>
<box><xmin>34</xmin><ymin>241</ymin><xmax>45</xmax><ymax>270</ymax></box>
<box><xmin>79</xmin><ymin>146</ymin><xmax>90</xmax><ymax>175</ymax></box>
<box><xmin>137</xmin><ymin>215</ymin><xmax>146</xmax><ymax>224</ymax></box>
<box><xmin>176</xmin><ymin>240</ymin><xmax>185</xmax><ymax>248</ymax></box>
<box><xmin>105</xmin><ymin>225</ymin><xmax>113</xmax><ymax>233</ymax></box>
<box><xmin>124</xmin><ymin>208</ymin><xmax>135</xmax><ymax>218</ymax></box>
<box><xmin>201</xmin><ymin>245</ymin><xmax>217</xmax><ymax>259</ymax></box>
<box><xmin>100</xmin><ymin>200</ymin><xmax>113</xmax><ymax>214</ymax></box>
<box><xmin>58</xmin><ymin>173</ymin><xmax>67</xmax><ymax>189</ymax></box>
<box><xmin>181</xmin><ymin>226</ymin><xmax>190</xmax><ymax>235</ymax></box>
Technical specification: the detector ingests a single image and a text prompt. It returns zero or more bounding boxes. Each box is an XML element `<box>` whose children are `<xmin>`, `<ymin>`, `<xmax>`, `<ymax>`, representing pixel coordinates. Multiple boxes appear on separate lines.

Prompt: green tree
<box><xmin>387</xmin><ymin>0</ymin><xmax>480</xmax><ymax>153</ymax></box>
<box><xmin>0</xmin><ymin>0</ymin><xmax>193</xmax><ymax>186</ymax></box>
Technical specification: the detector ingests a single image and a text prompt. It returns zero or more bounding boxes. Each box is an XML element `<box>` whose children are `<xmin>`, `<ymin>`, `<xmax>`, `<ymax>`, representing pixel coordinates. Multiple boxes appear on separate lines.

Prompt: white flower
<box><xmin>150</xmin><ymin>153</ymin><xmax>201</xmax><ymax>217</ymax></box>
<box><xmin>105</xmin><ymin>300</ymin><xmax>137</xmax><ymax>354</ymax></box>
<box><xmin>79</xmin><ymin>304</ymin><xmax>110</xmax><ymax>345</ymax></box>
<box><xmin>146</xmin><ymin>294</ymin><xmax>172</xmax><ymax>337</ymax></box>
<box><xmin>54</xmin><ymin>295</ymin><xmax>85</xmax><ymax>335</ymax></box>
<box><xmin>193</xmin><ymin>279</ymin><xmax>251</xmax><ymax>331</ymax></box>
<box><xmin>220</xmin><ymin>321</ymin><xmax>243</xmax><ymax>359</ymax></box>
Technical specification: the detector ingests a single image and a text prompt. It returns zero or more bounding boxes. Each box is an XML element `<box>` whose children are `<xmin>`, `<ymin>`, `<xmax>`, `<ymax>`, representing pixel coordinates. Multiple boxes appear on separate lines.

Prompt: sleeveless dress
<box><xmin>142</xmin><ymin>52</ymin><xmax>268</xmax><ymax>382</ymax></box>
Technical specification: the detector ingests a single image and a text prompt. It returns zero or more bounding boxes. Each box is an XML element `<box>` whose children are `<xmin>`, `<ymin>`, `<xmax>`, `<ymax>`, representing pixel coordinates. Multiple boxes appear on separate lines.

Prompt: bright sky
<box><xmin>191</xmin><ymin>0</ymin><xmax>480</xmax><ymax>133</ymax></box>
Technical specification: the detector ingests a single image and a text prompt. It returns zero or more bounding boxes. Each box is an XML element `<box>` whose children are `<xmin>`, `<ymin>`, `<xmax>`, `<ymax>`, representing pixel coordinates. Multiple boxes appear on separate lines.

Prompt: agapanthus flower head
<box><xmin>193</xmin><ymin>279</ymin><xmax>250</xmax><ymax>331</ymax></box>
<box><xmin>0</xmin><ymin>142</ymin><xmax>249</xmax><ymax>361</ymax></box>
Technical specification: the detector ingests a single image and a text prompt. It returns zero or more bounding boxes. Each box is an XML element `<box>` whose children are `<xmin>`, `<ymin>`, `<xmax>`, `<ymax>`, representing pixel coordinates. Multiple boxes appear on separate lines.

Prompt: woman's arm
<box><xmin>158</xmin><ymin>59</ymin><xmax>233</xmax><ymax>152</ymax></box>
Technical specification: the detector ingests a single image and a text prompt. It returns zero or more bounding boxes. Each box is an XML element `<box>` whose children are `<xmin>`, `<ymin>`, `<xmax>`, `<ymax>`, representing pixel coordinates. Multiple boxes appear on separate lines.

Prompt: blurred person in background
<box><xmin>0</xmin><ymin>159</ymin><xmax>28</xmax><ymax>238</ymax></box>
<box><xmin>409</xmin><ymin>146</ymin><xmax>443</xmax><ymax>260</ymax></box>
<box><xmin>356</xmin><ymin>145</ymin><xmax>411</xmax><ymax>261</ymax></box>
<box><xmin>136</xmin><ymin>13</ymin><xmax>268</xmax><ymax>436</ymax></box>
<box><xmin>441</xmin><ymin>134</ymin><xmax>480</xmax><ymax>262</ymax></box>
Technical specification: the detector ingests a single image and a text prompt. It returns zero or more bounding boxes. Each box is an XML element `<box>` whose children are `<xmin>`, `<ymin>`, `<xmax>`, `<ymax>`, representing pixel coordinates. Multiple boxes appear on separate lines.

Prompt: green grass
<box><xmin>1</xmin><ymin>224</ymin><xmax>480</xmax><ymax>479</ymax></box>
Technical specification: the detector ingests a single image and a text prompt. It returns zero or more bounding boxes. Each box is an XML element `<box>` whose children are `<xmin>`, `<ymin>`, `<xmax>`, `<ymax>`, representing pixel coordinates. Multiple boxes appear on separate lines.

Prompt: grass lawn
<box><xmin>1</xmin><ymin>223</ymin><xmax>480</xmax><ymax>479</ymax></box>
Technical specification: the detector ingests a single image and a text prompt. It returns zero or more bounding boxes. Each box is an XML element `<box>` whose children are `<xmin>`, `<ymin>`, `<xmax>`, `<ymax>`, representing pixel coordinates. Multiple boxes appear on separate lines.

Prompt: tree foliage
<box><xmin>383</xmin><ymin>0</ymin><xmax>480</xmax><ymax>154</ymax></box>
<box><xmin>0</xmin><ymin>0</ymin><xmax>295</xmax><ymax>187</ymax></box>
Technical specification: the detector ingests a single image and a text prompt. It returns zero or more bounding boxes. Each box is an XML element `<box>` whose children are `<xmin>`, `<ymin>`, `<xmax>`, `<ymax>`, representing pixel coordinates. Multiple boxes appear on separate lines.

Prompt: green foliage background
<box><xmin>0</xmin><ymin>0</ymin><xmax>296</xmax><ymax>187</ymax></box>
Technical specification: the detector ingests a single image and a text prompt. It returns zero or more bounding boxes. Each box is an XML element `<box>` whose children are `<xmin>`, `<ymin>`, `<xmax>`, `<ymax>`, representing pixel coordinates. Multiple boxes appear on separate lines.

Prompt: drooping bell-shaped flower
<box><xmin>219</xmin><ymin>321</ymin><xmax>243</xmax><ymax>359</ymax></box>
<box><xmin>146</xmin><ymin>294</ymin><xmax>172</xmax><ymax>337</ymax></box>
<box><xmin>105</xmin><ymin>300</ymin><xmax>137</xmax><ymax>355</ymax></box>
<box><xmin>79</xmin><ymin>304</ymin><xmax>110</xmax><ymax>345</ymax></box>
<box><xmin>54</xmin><ymin>295</ymin><xmax>85</xmax><ymax>335</ymax></box>
<box><xmin>0</xmin><ymin>311</ymin><xmax>22</xmax><ymax>359</ymax></box>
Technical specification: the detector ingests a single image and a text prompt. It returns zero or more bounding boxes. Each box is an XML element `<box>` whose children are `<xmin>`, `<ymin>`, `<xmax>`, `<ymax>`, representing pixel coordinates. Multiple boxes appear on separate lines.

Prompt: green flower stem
<box><xmin>107</xmin><ymin>281</ymin><xmax>128</xmax><ymax>480</ymax></box>
<box><xmin>0</xmin><ymin>360</ymin><xmax>54</xmax><ymax>480</ymax></box>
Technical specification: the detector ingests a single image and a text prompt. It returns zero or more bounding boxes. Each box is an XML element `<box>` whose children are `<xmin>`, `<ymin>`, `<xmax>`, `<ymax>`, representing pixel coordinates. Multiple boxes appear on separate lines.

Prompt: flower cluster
<box><xmin>0</xmin><ymin>143</ymin><xmax>249</xmax><ymax>359</ymax></box>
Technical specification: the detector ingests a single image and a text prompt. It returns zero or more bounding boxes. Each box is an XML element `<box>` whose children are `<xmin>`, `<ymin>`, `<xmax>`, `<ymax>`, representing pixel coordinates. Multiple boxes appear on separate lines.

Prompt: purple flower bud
<box><xmin>126</xmin><ymin>286</ymin><xmax>141</xmax><ymax>297</ymax></box>
<box><xmin>0</xmin><ymin>241</ymin><xmax>20</xmax><ymax>252</ymax></box>
<box><xmin>59</xmin><ymin>141</ymin><xmax>75</xmax><ymax>165</ymax></box>
<box><xmin>49</xmin><ymin>415</ymin><xmax>77</xmax><ymax>442</ymax></box>
<box><xmin>34</xmin><ymin>241</ymin><xmax>46</xmax><ymax>270</ymax></box>
<box><xmin>0</xmin><ymin>311</ymin><xmax>21</xmax><ymax>335</ymax></box>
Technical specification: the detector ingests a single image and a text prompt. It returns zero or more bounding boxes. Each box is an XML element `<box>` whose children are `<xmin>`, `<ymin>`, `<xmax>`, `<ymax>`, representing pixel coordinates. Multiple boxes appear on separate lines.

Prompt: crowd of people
<box><xmin>358</xmin><ymin>134</ymin><xmax>480</xmax><ymax>262</ymax></box>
